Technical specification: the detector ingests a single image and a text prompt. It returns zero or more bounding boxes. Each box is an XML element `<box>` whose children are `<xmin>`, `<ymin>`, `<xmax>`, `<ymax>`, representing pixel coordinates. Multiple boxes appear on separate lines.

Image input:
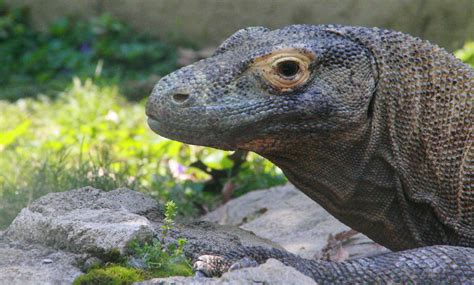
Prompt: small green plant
<box><xmin>73</xmin><ymin>265</ymin><xmax>143</xmax><ymax>285</ymax></box>
<box><xmin>161</xmin><ymin>200</ymin><xmax>177</xmax><ymax>238</ymax></box>
<box><xmin>126</xmin><ymin>200</ymin><xmax>193</xmax><ymax>278</ymax></box>
<box><xmin>73</xmin><ymin>201</ymin><xmax>192</xmax><ymax>284</ymax></box>
<box><xmin>127</xmin><ymin>238</ymin><xmax>193</xmax><ymax>278</ymax></box>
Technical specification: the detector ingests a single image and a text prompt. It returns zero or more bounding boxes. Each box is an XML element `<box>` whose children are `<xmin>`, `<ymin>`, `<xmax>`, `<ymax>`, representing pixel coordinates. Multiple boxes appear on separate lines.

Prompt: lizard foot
<box><xmin>194</xmin><ymin>255</ymin><xmax>259</xmax><ymax>277</ymax></box>
<box><xmin>194</xmin><ymin>255</ymin><xmax>228</xmax><ymax>277</ymax></box>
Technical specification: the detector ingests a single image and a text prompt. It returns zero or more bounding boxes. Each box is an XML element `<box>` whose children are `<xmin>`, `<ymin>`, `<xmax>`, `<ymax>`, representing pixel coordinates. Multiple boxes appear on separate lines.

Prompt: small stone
<box><xmin>41</xmin><ymin>258</ymin><xmax>53</xmax><ymax>264</ymax></box>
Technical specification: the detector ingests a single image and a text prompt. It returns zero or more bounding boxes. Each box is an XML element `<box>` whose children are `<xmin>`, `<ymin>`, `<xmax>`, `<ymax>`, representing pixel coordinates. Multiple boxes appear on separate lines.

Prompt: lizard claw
<box><xmin>194</xmin><ymin>254</ymin><xmax>227</xmax><ymax>277</ymax></box>
<box><xmin>193</xmin><ymin>254</ymin><xmax>258</xmax><ymax>277</ymax></box>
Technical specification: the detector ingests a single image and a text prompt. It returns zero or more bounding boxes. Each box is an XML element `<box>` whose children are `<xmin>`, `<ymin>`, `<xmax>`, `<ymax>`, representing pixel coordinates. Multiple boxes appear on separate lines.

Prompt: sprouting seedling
<box><xmin>161</xmin><ymin>200</ymin><xmax>177</xmax><ymax>239</ymax></box>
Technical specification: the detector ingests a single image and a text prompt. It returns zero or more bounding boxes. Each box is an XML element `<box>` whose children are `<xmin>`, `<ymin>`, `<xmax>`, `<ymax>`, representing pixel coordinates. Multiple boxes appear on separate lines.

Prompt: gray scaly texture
<box><xmin>146</xmin><ymin>25</ymin><xmax>473</xmax><ymax>282</ymax></box>
<box><xmin>195</xmin><ymin>245</ymin><xmax>473</xmax><ymax>284</ymax></box>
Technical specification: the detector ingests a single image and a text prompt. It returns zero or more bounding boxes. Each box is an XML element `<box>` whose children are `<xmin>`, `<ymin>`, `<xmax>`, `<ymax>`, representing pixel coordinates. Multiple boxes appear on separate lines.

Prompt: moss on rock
<box><xmin>73</xmin><ymin>265</ymin><xmax>143</xmax><ymax>285</ymax></box>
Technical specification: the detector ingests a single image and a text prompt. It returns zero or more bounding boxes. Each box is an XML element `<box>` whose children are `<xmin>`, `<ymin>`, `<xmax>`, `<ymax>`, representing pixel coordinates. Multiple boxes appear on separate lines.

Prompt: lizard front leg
<box><xmin>194</xmin><ymin>245</ymin><xmax>474</xmax><ymax>284</ymax></box>
<box><xmin>194</xmin><ymin>246</ymin><xmax>317</xmax><ymax>278</ymax></box>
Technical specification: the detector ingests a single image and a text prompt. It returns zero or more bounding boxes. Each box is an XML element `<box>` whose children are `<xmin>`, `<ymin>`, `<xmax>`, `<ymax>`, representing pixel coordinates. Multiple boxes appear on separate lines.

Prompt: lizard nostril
<box><xmin>171</xmin><ymin>93</ymin><xmax>190</xmax><ymax>104</ymax></box>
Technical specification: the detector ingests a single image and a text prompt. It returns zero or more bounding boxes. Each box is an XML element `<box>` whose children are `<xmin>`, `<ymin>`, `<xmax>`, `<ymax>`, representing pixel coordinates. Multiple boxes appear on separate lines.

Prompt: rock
<box><xmin>1</xmin><ymin>187</ymin><xmax>284</xmax><ymax>285</ymax></box>
<box><xmin>135</xmin><ymin>258</ymin><xmax>316</xmax><ymax>285</ymax></box>
<box><xmin>4</xmin><ymin>187</ymin><xmax>159</xmax><ymax>254</ymax></box>
<box><xmin>203</xmin><ymin>184</ymin><xmax>389</xmax><ymax>260</ymax></box>
<box><xmin>0</xmin><ymin>238</ymin><xmax>82</xmax><ymax>285</ymax></box>
<box><xmin>4</xmin><ymin>187</ymin><xmax>280</xmax><ymax>258</ymax></box>
<box><xmin>0</xmin><ymin>185</ymin><xmax>389</xmax><ymax>284</ymax></box>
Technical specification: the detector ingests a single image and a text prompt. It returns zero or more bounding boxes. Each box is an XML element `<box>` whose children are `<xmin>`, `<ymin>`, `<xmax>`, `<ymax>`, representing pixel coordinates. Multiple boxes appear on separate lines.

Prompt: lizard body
<box><xmin>146</xmin><ymin>25</ymin><xmax>473</xmax><ymax>282</ymax></box>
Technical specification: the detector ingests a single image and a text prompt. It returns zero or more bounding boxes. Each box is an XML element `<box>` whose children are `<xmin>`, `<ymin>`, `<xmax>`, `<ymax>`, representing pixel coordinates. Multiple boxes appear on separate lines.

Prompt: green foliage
<box><xmin>73</xmin><ymin>265</ymin><xmax>143</xmax><ymax>285</ymax></box>
<box><xmin>74</xmin><ymin>202</ymin><xmax>192</xmax><ymax>283</ymax></box>
<box><xmin>161</xmin><ymin>201</ymin><xmax>177</xmax><ymax>238</ymax></box>
<box><xmin>121</xmin><ymin>199</ymin><xmax>193</xmax><ymax>278</ymax></box>
<box><xmin>0</xmin><ymin>78</ymin><xmax>286</xmax><ymax>228</ymax></box>
<box><xmin>74</xmin><ymin>239</ymin><xmax>193</xmax><ymax>284</ymax></box>
<box><xmin>0</xmin><ymin>3</ymin><xmax>177</xmax><ymax>100</ymax></box>
<box><xmin>0</xmin><ymin>149</ymin><xmax>141</xmax><ymax>228</ymax></box>
<box><xmin>455</xmin><ymin>41</ymin><xmax>474</xmax><ymax>67</ymax></box>
<box><xmin>127</xmin><ymin>238</ymin><xmax>193</xmax><ymax>278</ymax></box>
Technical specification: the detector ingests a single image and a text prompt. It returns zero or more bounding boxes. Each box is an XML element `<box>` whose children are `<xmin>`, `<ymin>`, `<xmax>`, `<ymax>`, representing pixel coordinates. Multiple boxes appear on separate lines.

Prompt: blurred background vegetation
<box><xmin>0</xmin><ymin>1</ymin><xmax>473</xmax><ymax>229</ymax></box>
<box><xmin>0</xmin><ymin>2</ymin><xmax>287</xmax><ymax>228</ymax></box>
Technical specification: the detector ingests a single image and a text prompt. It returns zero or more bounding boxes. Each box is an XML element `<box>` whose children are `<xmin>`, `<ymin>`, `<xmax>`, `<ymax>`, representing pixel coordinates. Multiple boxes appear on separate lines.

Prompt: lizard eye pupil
<box><xmin>276</xmin><ymin>60</ymin><xmax>300</xmax><ymax>78</ymax></box>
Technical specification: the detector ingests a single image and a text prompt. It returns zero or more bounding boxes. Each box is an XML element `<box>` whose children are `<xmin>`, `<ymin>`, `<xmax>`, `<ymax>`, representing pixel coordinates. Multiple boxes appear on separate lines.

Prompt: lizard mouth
<box><xmin>145</xmin><ymin>95</ymin><xmax>273</xmax><ymax>148</ymax></box>
<box><xmin>146</xmin><ymin>116</ymin><xmax>236</xmax><ymax>150</ymax></box>
<box><xmin>147</xmin><ymin>117</ymin><xmax>199</xmax><ymax>144</ymax></box>
<box><xmin>146</xmin><ymin>98</ymin><xmax>315</xmax><ymax>150</ymax></box>
<box><xmin>145</xmin><ymin>89</ymin><xmax>324</xmax><ymax>152</ymax></box>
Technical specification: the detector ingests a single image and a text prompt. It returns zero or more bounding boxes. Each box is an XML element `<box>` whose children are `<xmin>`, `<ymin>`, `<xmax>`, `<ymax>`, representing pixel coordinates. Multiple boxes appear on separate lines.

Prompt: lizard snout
<box><xmin>146</xmin><ymin>83</ymin><xmax>195</xmax><ymax>122</ymax></box>
<box><xmin>152</xmin><ymin>84</ymin><xmax>195</xmax><ymax>107</ymax></box>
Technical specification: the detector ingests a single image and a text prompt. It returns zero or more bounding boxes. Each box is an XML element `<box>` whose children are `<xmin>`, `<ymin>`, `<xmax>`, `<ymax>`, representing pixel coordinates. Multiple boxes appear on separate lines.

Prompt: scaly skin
<box><xmin>195</xmin><ymin>245</ymin><xmax>474</xmax><ymax>284</ymax></box>
<box><xmin>146</xmin><ymin>25</ymin><xmax>473</xmax><ymax>281</ymax></box>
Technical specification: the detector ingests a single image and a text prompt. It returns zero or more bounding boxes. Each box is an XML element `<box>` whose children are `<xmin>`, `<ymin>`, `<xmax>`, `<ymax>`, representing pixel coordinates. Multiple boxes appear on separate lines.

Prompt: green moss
<box><xmin>146</xmin><ymin>259</ymin><xmax>194</xmax><ymax>278</ymax></box>
<box><xmin>73</xmin><ymin>265</ymin><xmax>143</xmax><ymax>285</ymax></box>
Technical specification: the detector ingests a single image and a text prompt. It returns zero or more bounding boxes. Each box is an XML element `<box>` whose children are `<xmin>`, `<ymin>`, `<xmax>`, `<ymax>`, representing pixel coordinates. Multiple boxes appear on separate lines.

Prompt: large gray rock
<box><xmin>0</xmin><ymin>185</ymin><xmax>388</xmax><ymax>284</ymax></box>
<box><xmin>0</xmin><ymin>239</ymin><xmax>82</xmax><ymax>285</ymax></box>
<box><xmin>135</xmin><ymin>259</ymin><xmax>316</xmax><ymax>285</ymax></box>
<box><xmin>4</xmin><ymin>187</ymin><xmax>280</xmax><ymax>258</ymax></box>
<box><xmin>203</xmin><ymin>184</ymin><xmax>389</xmax><ymax>260</ymax></box>
<box><xmin>1</xmin><ymin>187</ymin><xmax>284</xmax><ymax>285</ymax></box>
<box><xmin>4</xmin><ymin>187</ymin><xmax>160</xmax><ymax>254</ymax></box>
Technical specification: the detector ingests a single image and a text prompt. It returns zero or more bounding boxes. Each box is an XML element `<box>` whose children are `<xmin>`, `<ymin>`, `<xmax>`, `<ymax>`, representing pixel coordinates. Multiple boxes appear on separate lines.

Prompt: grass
<box><xmin>1</xmin><ymin>40</ymin><xmax>473</xmax><ymax>228</ymax></box>
<box><xmin>0</xmin><ymin>78</ymin><xmax>286</xmax><ymax>229</ymax></box>
<box><xmin>0</xmin><ymin>3</ymin><xmax>471</xmax><ymax>231</ymax></box>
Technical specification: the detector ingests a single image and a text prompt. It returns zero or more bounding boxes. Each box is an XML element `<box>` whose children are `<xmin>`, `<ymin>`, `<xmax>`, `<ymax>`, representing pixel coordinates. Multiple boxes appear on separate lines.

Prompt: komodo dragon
<box><xmin>146</xmin><ymin>25</ymin><xmax>473</xmax><ymax>283</ymax></box>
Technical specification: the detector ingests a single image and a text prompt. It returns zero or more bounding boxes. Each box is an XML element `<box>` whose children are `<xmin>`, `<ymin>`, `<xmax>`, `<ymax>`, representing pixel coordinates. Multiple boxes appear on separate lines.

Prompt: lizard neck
<box><xmin>259</xmin><ymin>125</ymin><xmax>422</xmax><ymax>250</ymax></box>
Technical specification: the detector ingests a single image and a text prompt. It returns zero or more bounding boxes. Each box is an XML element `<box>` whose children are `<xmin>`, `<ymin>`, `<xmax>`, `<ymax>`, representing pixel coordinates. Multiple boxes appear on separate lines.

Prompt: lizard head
<box><xmin>146</xmin><ymin>25</ymin><xmax>377</xmax><ymax>153</ymax></box>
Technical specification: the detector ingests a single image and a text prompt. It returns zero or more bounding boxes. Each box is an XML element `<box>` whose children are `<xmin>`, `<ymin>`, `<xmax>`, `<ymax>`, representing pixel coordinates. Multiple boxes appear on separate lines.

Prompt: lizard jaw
<box><xmin>147</xmin><ymin>117</ymin><xmax>236</xmax><ymax>151</ymax></box>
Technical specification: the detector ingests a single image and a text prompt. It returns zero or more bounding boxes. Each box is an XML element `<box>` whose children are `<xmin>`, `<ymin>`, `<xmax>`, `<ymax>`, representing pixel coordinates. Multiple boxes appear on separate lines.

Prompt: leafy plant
<box><xmin>0</xmin><ymin>2</ymin><xmax>177</xmax><ymax>101</ymax></box>
<box><xmin>74</xmin><ymin>201</ymin><xmax>192</xmax><ymax>284</ymax></box>
<box><xmin>126</xmin><ymin>200</ymin><xmax>192</xmax><ymax>278</ymax></box>
<box><xmin>161</xmin><ymin>201</ymin><xmax>178</xmax><ymax>238</ymax></box>
<box><xmin>127</xmin><ymin>238</ymin><xmax>193</xmax><ymax>278</ymax></box>
<box><xmin>0</xmin><ymin>78</ymin><xmax>286</xmax><ymax>228</ymax></box>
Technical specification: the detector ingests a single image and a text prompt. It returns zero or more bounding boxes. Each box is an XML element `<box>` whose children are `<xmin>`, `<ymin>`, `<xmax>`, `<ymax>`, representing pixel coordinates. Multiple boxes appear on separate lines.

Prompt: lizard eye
<box><xmin>275</xmin><ymin>60</ymin><xmax>300</xmax><ymax>79</ymax></box>
<box><xmin>253</xmin><ymin>49</ymin><xmax>314</xmax><ymax>92</ymax></box>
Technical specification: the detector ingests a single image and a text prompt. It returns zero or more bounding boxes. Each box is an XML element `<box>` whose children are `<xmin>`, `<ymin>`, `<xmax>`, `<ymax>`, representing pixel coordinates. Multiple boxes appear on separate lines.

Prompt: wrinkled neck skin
<box><xmin>238</xmin><ymin>26</ymin><xmax>469</xmax><ymax>251</ymax></box>
<box><xmin>252</xmin><ymin>121</ymin><xmax>435</xmax><ymax>251</ymax></box>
